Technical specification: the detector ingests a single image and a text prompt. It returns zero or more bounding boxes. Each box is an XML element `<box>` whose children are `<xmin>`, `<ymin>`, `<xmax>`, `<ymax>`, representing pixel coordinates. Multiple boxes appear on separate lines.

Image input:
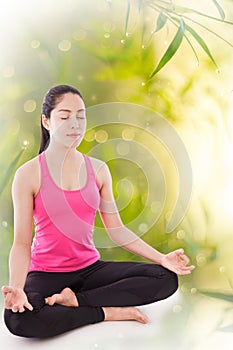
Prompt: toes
<box><xmin>45</xmin><ymin>296</ymin><xmax>55</xmax><ymax>306</ymax></box>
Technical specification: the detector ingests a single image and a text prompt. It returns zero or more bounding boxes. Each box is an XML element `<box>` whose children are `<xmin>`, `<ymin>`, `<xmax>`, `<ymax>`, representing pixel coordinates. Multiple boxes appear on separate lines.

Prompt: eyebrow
<box><xmin>57</xmin><ymin>108</ymin><xmax>86</xmax><ymax>113</ymax></box>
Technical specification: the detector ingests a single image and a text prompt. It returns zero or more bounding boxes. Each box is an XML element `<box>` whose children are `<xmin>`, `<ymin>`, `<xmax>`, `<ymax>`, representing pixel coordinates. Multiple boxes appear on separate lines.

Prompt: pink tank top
<box><xmin>29</xmin><ymin>152</ymin><xmax>100</xmax><ymax>272</ymax></box>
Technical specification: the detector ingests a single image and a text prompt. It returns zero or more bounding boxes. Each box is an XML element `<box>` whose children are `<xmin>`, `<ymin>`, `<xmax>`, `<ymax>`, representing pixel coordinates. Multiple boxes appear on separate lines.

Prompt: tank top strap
<box><xmin>39</xmin><ymin>152</ymin><xmax>49</xmax><ymax>177</ymax></box>
<box><xmin>83</xmin><ymin>154</ymin><xmax>95</xmax><ymax>177</ymax></box>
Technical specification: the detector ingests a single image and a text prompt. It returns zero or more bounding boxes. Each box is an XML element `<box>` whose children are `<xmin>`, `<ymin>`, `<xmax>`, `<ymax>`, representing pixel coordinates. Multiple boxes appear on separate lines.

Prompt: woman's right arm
<box><xmin>2</xmin><ymin>164</ymin><xmax>35</xmax><ymax>312</ymax></box>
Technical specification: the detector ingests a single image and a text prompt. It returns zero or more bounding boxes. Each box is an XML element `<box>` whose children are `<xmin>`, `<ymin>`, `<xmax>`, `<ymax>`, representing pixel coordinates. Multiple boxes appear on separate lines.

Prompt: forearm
<box><xmin>107</xmin><ymin>226</ymin><xmax>165</xmax><ymax>264</ymax></box>
<box><xmin>9</xmin><ymin>243</ymin><xmax>31</xmax><ymax>289</ymax></box>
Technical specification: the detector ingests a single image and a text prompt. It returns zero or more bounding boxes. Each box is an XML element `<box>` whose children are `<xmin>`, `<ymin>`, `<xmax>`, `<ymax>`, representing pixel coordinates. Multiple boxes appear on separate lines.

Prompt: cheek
<box><xmin>82</xmin><ymin>120</ymin><xmax>87</xmax><ymax>130</ymax></box>
<box><xmin>50</xmin><ymin>121</ymin><xmax>66</xmax><ymax>136</ymax></box>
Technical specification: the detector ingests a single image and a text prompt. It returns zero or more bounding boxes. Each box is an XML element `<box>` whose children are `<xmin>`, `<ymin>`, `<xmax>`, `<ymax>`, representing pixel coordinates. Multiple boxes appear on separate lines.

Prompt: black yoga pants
<box><xmin>4</xmin><ymin>260</ymin><xmax>178</xmax><ymax>338</ymax></box>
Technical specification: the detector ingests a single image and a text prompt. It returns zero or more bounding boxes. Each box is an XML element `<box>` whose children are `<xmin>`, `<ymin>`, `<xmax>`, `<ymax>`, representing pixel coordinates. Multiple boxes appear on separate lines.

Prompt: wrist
<box><xmin>154</xmin><ymin>252</ymin><xmax>166</xmax><ymax>265</ymax></box>
<box><xmin>9</xmin><ymin>283</ymin><xmax>24</xmax><ymax>290</ymax></box>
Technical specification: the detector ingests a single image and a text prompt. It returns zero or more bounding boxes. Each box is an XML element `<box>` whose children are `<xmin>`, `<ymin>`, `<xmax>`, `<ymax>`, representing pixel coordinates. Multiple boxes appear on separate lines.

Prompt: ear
<box><xmin>41</xmin><ymin>114</ymin><xmax>50</xmax><ymax>131</ymax></box>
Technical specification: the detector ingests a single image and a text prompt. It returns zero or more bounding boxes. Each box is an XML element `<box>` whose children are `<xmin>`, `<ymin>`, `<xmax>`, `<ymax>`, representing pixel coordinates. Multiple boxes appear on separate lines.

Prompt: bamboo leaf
<box><xmin>212</xmin><ymin>0</ymin><xmax>225</xmax><ymax>20</ymax></box>
<box><xmin>199</xmin><ymin>290</ymin><xmax>233</xmax><ymax>303</ymax></box>
<box><xmin>125</xmin><ymin>0</ymin><xmax>131</xmax><ymax>34</ymax></box>
<box><xmin>138</xmin><ymin>0</ymin><xmax>143</xmax><ymax>13</ymax></box>
<box><xmin>185</xmin><ymin>23</ymin><xmax>218</xmax><ymax>69</ymax></box>
<box><xmin>217</xmin><ymin>324</ymin><xmax>233</xmax><ymax>332</ymax></box>
<box><xmin>155</xmin><ymin>12</ymin><xmax>167</xmax><ymax>32</ymax></box>
<box><xmin>173</xmin><ymin>5</ymin><xmax>196</xmax><ymax>14</ymax></box>
<box><xmin>0</xmin><ymin>149</ymin><xmax>24</xmax><ymax>195</ymax></box>
<box><xmin>150</xmin><ymin>18</ymin><xmax>185</xmax><ymax>78</ymax></box>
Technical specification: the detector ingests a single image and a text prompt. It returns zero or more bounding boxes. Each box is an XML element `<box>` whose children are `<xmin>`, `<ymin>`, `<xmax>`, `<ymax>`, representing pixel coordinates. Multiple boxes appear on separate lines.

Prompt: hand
<box><xmin>160</xmin><ymin>248</ymin><xmax>195</xmax><ymax>275</ymax></box>
<box><xmin>1</xmin><ymin>286</ymin><xmax>33</xmax><ymax>313</ymax></box>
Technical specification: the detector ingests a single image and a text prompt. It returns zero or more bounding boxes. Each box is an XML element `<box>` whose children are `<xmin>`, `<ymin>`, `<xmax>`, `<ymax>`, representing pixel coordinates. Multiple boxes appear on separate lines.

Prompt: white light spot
<box><xmin>73</xmin><ymin>29</ymin><xmax>86</xmax><ymax>41</ymax></box>
<box><xmin>2</xmin><ymin>221</ymin><xmax>8</xmax><ymax>228</ymax></box>
<box><xmin>3</xmin><ymin>65</ymin><xmax>15</xmax><ymax>78</ymax></box>
<box><xmin>138</xmin><ymin>223</ymin><xmax>148</xmax><ymax>233</ymax></box>
<box><xmin>122</xmin><ymin>128</ymin><xmax>135</xmax><ymax>141</ymax></box>
<box><xmin>177</xmin><ymin>230</ymin><xmax>185</xmax><ymax>239</ymax></box>
<box><xmin>23</xmin><ymin>140</ymin><xmax>29</xmax><ymax>146</ymax></box>
<box><xmin>219</xmin><ymin>266</ymin><xmax>226</xmax><ymax>273</ymax></box>
<box><xmin>58</xmin><ymin>40</ymin><xmax>71</xmax><ymax>52</ymax></box>
<box><xmin>172</xmin><ymin>304</ymin><xmax>182</xmax><ymax>313</ymax></box>
<box><xmin>116</xmin><ymin>141</ymin><xmax>129</xmax><ymax>156</ymax></box>
<box><xmin>84</xmin><ymin>129</ymin><xmax>95</xmax><ymax>142</ymax></box>
<box><xmin>95</xmin><ymin>130</ymin><xmax>108</xmax><ymax>143</ymax></box>
<box><xmin>24</xmin><ymin>100</ymin><xmax>36</xmax><ymax>113</ymax></box>
<box><xmin>31</xmin><ymin>40</ymin><xmax>40</xmax><ymax>49</ymax></box>
<box><xmin>196</xmin><ymin>253</ymin><xmax>206</xmax><ymax>266</ymax></box>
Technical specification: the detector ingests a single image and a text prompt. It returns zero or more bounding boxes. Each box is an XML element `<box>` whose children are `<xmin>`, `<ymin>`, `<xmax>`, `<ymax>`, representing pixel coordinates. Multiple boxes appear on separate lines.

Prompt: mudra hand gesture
<box><xmin>161</xmin><ymin>249</ymin><xmax>195</xmax><ymax>275</ymax></box>
<box><xmin>2</xmin><ymin>286</ymin><xmax>33</xmax><ymax>313</ymax></box>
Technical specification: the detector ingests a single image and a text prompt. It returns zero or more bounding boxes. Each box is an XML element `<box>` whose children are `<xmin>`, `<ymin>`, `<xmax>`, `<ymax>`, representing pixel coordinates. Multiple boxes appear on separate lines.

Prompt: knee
<box><xmin>4</xmin><ymin>309</ymin><xmax>30</xmax><ymax>338</ymax></box>
<box><xmin>161</xmin><ymin>267</ymin><xmax>179</xmax><ymax>297</ymax></box>
<box><xmin>3</xmin><ymin>292</ymin><xmax>46</xmax><ymax>337</ymax></box>
<box><xmin>4</xmin><ymin>307</ymin><xmax>45</xmax><ymax>338</ymax></box>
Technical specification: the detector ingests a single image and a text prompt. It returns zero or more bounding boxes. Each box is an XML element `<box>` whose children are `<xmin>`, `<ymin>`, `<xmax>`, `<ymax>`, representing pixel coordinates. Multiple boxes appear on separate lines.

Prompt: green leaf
<box><xmin>199</xmin><ymin>290</ymin><xmax>233</xmax><ymax>303</ymax></box>
<box><xmin>0</xmin><ymin>149</ymin><xmax>24</xmax><ymax>196</ymax></box>
<box><xmin>138</xmin><ymin>0</ymin><xmax>143</xmax><ymax>13</ymax></box>
<box><xmin>155</xmin><ymin>12</ymin><xmax>167</xmax><ymax>32</ymax></box>
<box><xmin>125</xmin><ymin>0</ymin><xmax>131</xmax><ymax>34</ymax></box>
<box><xmin>217</xmin><ymin>324</ymin><xmax>233</xmax><ymax>332</ymax></box>
<box><xmin>185</xmin><ymin>23</ymin><xmax>218</xmax><ymax>69</ymax></box>
<box><xmin>212</xmin><ymin>0</ymin><xmax>225</xmax><ymax>20</ymax></box>
<box><xmin>150</xmin><ymin>18</ymin><xmax>185</xmax><ymax>78</ymax></box>
<box><xmin>173</xmin><ymin>5</ymin><xmax>196</xmax><ymax>14</ymax></box>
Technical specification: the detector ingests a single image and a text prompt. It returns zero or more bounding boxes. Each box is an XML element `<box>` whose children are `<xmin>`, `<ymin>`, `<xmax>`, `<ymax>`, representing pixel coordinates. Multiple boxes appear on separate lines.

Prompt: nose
<box><xmin>70</xmin><ymin>114</ymin><xmax>80</xmax><ymax>129</ymax></box>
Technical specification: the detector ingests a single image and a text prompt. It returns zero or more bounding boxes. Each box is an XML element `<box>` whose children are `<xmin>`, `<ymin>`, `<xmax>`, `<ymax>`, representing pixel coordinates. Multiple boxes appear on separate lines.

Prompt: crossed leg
<box><xmin>45</xmin><ymin>287</ymin><xmax>149</xmax><ymax>323</ymax></box>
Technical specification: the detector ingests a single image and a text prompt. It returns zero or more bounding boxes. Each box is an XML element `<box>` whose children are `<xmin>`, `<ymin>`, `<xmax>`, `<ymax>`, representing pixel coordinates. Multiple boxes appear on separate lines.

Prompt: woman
<box><xmin>2</xmin><ymin>85</ymin><xmax>195</xmax><ymax>338</ymax></box>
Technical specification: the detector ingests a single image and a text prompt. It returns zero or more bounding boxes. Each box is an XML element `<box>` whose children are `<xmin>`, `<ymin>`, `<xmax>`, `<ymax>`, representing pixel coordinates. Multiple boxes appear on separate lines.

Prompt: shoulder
<box><xmin>86</xmin><ymin>155</ymin><xmax>112</xmax><ymax>188</ymax></box>
<box><xmin>13</xmin><ymin>155</ymin><xmax>40</xmax><ymax>195</ymax></box>
<box><xmin>15</xmin><ymin>155</ymin><xmax>40</xmax><ymax>178</ymax></box>
<box><xmin>86</xmin><ymin>155</ymin><xmax>111</xmax><ymax>175</ymax></box>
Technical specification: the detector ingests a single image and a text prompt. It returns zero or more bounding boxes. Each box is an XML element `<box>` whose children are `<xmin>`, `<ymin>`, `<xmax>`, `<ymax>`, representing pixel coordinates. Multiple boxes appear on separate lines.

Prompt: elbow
<box><xmin>106</xmin><ymin>225</ymin><xmax>135</xmax><ymax>247</ymax></box>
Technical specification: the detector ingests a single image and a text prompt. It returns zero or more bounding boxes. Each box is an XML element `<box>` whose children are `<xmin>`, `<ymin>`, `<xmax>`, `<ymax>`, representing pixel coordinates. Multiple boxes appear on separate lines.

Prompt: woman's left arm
<box><xmin>98</xmin><ymin>163</ymin><xmax>195</xmax><ymax>275</ymax></box>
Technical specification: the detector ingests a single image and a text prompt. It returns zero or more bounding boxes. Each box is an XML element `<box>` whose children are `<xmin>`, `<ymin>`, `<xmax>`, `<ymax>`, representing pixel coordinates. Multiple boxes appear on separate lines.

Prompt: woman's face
<box><xmin>44</xmin><ymin>92</ymin><xmax>86</xmax><ymax>149</ymax></box>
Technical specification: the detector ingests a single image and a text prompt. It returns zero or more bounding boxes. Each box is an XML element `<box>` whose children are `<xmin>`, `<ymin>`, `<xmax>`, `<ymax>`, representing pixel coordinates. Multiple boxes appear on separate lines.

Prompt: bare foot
<box><xmin>45</xmin><ymin>287</ymin><xmax>79</xmax><ymax>307</ymax></box>
<box><xmin>102</xmin><ymin>307</ymin><xmax>149</xmax><ymax>324</ymax></box>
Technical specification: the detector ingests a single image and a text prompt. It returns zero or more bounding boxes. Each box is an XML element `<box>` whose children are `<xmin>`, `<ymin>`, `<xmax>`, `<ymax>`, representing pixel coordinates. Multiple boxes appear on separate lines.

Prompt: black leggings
<box><xmin>4</xmin><ymin>260</ymin><xmax>178</xmax><ymax>338</ymax></box>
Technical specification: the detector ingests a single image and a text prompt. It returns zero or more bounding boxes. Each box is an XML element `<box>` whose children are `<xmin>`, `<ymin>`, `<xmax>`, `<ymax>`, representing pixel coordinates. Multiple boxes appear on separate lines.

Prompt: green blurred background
<box><xmin>0</xmin><ymin>0</ymin><xmax>233</xmax><ymax>347</ymax></box>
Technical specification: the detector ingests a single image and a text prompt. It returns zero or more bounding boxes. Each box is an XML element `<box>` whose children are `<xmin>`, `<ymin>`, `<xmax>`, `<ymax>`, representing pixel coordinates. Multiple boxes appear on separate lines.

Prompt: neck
<box><xmin>45</xmin><ymin>141</ymin><xmax>80</xmax><ymax>164</ymax></box>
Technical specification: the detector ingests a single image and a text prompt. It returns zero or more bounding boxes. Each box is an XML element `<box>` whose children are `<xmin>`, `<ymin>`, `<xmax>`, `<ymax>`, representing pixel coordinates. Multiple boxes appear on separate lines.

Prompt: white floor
<box><xmin>1</xmin><ymin>292</ymin><xmax>233</xmax><ymax>350</ymax></box>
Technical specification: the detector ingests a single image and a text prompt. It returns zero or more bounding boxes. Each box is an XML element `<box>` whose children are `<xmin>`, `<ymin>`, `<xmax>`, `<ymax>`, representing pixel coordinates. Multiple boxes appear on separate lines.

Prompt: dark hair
<box><xmin>39</xmin><ymin>84</ymin><xmax>83</xmax><ymax>154</ymax></box>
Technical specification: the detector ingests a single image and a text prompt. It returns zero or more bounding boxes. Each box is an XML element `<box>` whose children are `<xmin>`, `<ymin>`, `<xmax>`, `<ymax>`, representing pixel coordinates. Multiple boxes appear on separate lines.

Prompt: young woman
<box><xmin>2</xmin><ymin>85</ymin><xmax>195</xmax><ymax>338</ymax></box>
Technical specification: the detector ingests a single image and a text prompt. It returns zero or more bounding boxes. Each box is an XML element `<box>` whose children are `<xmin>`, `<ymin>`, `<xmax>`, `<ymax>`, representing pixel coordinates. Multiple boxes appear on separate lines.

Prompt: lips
<box><xmin>67</xmin><ymin>133</ymin><xmax>81</xmax><ymax>137</ymax></box>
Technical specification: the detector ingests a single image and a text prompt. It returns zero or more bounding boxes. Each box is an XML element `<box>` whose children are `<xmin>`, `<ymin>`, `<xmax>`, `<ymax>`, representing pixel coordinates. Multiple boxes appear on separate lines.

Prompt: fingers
<box><xmin>25</xmin><ymin>301</ymin><xmax>33</xmax><ymax>311</ymax></box>
<box><xmin>177</xmin><ymin>265</ymin><xmax>195</xmax><ymax>275</ymax></box>
<box><xmin>175</xmin><ymin>249</ymin><xmax>184</xmax><ymax>255</ymax></box>
<box><xmin>1</xmin><ymin>286</ymin><xmax>14</xmax><ymax>295</ymax></box>
<box><xmin>18</xmin><ymin>305</ymin><xmax>25</xmax><ymax>313</ymax></box>
<box><xmin>12</xmin><ymin>304</ymin><xmax>20</xmax><ymax>313</ymax></box>
<box><xmin>175</xmin><ymin>249</ymin><xmax>195</xmax><ymax>269</ymax></box>
<box><xmin>180</xmin><ymin>254</ymin><xmax>190</xmax><ymax>264</ymax></box>
<box><xmin>9</xmin><ymin>302</ymin><xmax>33</xmax><ymax>313</ymax></box>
